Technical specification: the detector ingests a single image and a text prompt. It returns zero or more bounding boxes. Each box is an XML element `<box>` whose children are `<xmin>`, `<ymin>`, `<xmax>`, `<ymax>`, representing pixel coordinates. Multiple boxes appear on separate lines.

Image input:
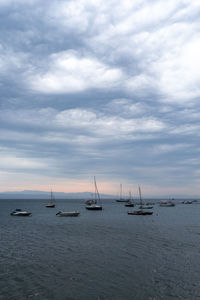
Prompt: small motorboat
<box><xmin>160</xmin><ymin>201</ymin><xmax>175</xmax><ymax>207</ymax></box>
<box><xmin>128</xmin><ymin>210</ymin><xmax>153</xmax><ymax>215</ymax></box>
<box><xmin>139</xmin><ymin>205</ymin><xmax>153</xmax><ymax>209</ymax></box>
<box><xmin>56</xmin><ymin>211</ymin><xmax>80</xmax><ymax>217</ymax></box>
<box><xmin>10</xmin><ymin>209</ymin><xmax>32</xmax><ymax>216</ymax></box>
<box><xmin>182</xmin><ymin>200</ymin><xmax>193</xmax><ymax>204</ymax></box>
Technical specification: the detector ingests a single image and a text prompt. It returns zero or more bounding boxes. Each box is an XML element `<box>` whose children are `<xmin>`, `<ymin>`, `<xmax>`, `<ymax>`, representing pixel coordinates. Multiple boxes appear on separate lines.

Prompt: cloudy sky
<box><xmin>0</xmin><ymin>0</ymin><xmax>200</xmax><ymax>196</ymax></box>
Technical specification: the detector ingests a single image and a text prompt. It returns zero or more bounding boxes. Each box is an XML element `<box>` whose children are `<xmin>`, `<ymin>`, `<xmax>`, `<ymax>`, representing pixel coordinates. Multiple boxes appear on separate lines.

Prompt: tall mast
<box><xmin>120</xmin><ymin>183</ymin><xmax>122</xmax><ymax>200</ymax></box>
<box><xmin>51</xmin><ymin>190</ymin><xmax>53</xmax><ymax>203</ymax></box>
<box><xmin>138</xmin><ymin>185</ymin><xmax>142</xmax><ymax>206</ymax></box>
<box><xmin>94</xmin><ymin>176</ymin><xmax>101</xmax><ymax>204</ymax></box>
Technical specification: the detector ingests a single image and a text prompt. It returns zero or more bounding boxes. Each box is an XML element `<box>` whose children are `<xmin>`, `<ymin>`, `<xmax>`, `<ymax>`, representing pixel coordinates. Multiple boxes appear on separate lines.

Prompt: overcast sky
<box><xmin>0</xmin><ymin>0</ymin><xmax>200</xmax><ymax>196</ymax></box>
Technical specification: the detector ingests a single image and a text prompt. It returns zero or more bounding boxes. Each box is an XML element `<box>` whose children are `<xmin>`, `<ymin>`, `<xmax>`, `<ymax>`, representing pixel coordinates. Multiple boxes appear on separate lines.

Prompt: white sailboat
<box><xmin>46</xmin><ymin>190</ymin><xmax>55</xmax><ymax>208</ymax></box>
<box><xmin>138</xmin><ymin>186</ymin><xmax>153</xmax><ymax>209</ymax></box>
<box><xmin>125</xmin><ymin>191</ymin><xmax>134</xmax><ymax>207</ymax></box>
<box><xmin>116</xmin><ymin>184</ymin><xmax>129</xmax><ymax>202</ymax></box>
<box><xmin>128</xmin><ymin>185</ymin><xmax>153</xmax><ymax>215</ymax></box>
<box><xmin>85</xmin><ymin>177</ymin><xmax>102</xmax><ymax>210</ymax></box>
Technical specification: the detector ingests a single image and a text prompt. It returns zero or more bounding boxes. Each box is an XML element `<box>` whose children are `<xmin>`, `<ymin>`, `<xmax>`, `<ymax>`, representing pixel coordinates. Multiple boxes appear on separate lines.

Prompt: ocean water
<box><xmin>0</xmin><ymin>198</ymin><xmax>200</xmax><ymax>300</ymax></box>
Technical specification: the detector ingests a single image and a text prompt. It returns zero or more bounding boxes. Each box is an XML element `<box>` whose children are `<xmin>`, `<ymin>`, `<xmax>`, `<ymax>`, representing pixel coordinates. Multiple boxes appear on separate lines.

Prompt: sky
<box><xmin>0</xmin><ymin>0</ymin><xmax>200</xmax><ymax>197</ymax></box>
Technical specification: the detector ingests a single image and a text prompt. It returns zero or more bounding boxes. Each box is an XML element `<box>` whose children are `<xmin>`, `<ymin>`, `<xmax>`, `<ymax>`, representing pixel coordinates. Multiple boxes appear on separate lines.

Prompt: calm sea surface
<box><xmin>0</xmin><ymin>199</ymin><xmax>200</xmax><ymax>300</ymax></box>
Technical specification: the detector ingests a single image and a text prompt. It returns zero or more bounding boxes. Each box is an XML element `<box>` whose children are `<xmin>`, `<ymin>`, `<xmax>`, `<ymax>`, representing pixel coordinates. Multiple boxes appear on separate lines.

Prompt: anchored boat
<box><xmin>46</xmin><ymin>190</ymin><xmax>55</xmax><ymax>208</ymax></box>
<box><xmin>56</xmin><ymin>211</ymin><xmax>80</xmax><ymax>217</ymax></box>
<box><xmin>10</xmin><ymin>209</ymin><xmax>32</xmax><ymax>216</ymax></box>
<box><xmin>127</xmin><ymin>185</ymin><xmax>153</xmax><ymax>216</ymax></box>
<box><xmin>85</xmin><ymin>177</ymin><xmax>103</xmax><ymax>210</ymax></box>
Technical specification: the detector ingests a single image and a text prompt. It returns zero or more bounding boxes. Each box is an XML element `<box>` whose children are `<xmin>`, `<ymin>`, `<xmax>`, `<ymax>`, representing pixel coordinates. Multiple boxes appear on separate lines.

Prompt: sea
<box><xmin>0</xmin><ymin>198</ymin><xmax>200</xmax><ymax>300</ymax></box>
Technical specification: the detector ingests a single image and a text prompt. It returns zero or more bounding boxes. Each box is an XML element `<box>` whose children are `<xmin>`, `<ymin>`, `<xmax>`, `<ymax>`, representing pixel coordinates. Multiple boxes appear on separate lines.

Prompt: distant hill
<box><xmin>0</xmin><ymin>190</ymin><xmax>117</xmax><ymax>199</ymax></box>
<box><xmin>0</xmin><ymin>190</ymin><xmax>199</xmax><ymax>201</ymax></box>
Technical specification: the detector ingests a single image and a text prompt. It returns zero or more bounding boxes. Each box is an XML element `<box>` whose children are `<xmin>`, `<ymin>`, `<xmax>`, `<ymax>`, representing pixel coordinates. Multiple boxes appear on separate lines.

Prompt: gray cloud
<box><xmin>0</xmin><ymin>0</ymin><xmax>200</xmax><ymax>195</ymax></box>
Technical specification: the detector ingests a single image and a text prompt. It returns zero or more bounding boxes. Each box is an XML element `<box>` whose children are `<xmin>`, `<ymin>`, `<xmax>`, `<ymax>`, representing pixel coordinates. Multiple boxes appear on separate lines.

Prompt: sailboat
<box><xmin>138</xmin><ymin>185</ymin><xmax>153</xmax><ymax>209</ymax></box>
<box><xmin>85</xmin><ymin>177</ymin><xmax>102</xmax><ymax>210</ymax></box>
<box><xmin>125</xmin><ymin>191</ymin><xmax>134</xmax><ymax>207</ymax></box>
<box><xmin>116</xmin><ymin>184</ymin><xmax>129</xmax><ymax>202</ymax></box>
<box><xmin>46</xmin><ymin>190</ymin><xmax>55</xmax><ymax>208</ymax></box>
<box><xmin>127</xmin><ymin>185</ymin><xmax>153</xmax><ymax>215</ymax></box>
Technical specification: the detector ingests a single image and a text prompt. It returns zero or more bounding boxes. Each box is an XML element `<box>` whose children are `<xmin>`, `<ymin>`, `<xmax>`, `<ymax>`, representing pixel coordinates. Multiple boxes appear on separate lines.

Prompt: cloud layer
<box><xmin>0</xmin><ymin>0</ymin><xmax>200</xmax><ymax>195</ymax></box>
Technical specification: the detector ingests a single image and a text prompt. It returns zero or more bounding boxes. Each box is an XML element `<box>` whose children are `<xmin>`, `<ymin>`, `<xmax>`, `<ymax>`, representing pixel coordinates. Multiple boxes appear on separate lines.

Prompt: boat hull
<box><xmin>85</xmin><ymin>205</ymin><xmax>102</xmax><ymax>210</ymax></box>
<box><xmin>125</xmin><ymin>203</ymin><xmax>134</xmax><ymax>207</ymax></box>
<box><xmin>46</xmin><ymin>204</ymin><xmax>55</xmax><ymax>208</ymax></box>
<box><xmin>160</xmin><ymin>203</ymin><xmax>175</xmax><ymax>207</ymax></box>
<box><xmin>11</xmin><ymin>212</ymin><xmax>32</xmax><ymax>216</ymax></box>
<box><xmin>128</xmin><ymin>210</ymin><xmax>153</xmax><ymax>215</ymax></box>
<box><xmin>139</xmin><ymin>206</ymin><xmax>153</xmax><ymax>209</ymax></box>
<box><xmin>116</xmin><ymin>200</ymin><xmax>129</xmax><ymax>202</ymax></box>
<box><xmin>56</xmin><ymin>211</ymin><xmax>80</xmax><ymax>217</ymax></box>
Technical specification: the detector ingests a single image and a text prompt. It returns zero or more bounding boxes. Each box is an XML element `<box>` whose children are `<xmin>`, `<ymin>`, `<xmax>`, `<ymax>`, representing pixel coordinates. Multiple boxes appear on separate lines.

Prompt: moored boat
<box><xmin>139</xmin><ymin>205</ymin><xmax>153</xmax><ymax>209</ymax></box>
<box><xmin>85</xmin><ymin>176</ymin><xmax>103</xmax><ymax>210</ymax></box>
<box><xmin>85</xmin><ymin>204</ymin><xmax>102</xmax><ymax>210</ymax></box>
<box><xmin>116</xmin><ymin>183</ymin><xmax>129</xmax><ymax>202</ymax></box>
<box><xmin>128</xmin><ymin>185</ymin><xmax>153</xmax><ymax>215</ymax></box>
<box><xmin>56</xmin><ymin>211</ymin><xmax>80</xmax><ymax>217</ymax></box>
<box><xmin>125</xmin><ymin>191</ymin><xmax>134</xmax><ymax>207</ymax></box>
<box><xmin>46</xmin><ymin>190</ymin><xmax>55</xmax><ymax>208</ymax></box>
<box><xmin>125</xmin><ymin>202</ymin><xmax>134</xmax><ymax>207</ymax></box>
<box><xmin>10</xmin><ymin>209</ymin><xmax>32</xmax><ymax>216</ymax></box>
<box><xmin>138</xmin><ymin>186</ymin><xmax>153</xmax><ymax>209</ymax></box>
<box><xmin>128</xmin><ymin>210</ymin><xmax>153</xmax><ymax>215</ymax></box>
<box><xmin>160</xmin><ymin>201</ymin><xmax>175</xmax><ymax>207</ymax></box>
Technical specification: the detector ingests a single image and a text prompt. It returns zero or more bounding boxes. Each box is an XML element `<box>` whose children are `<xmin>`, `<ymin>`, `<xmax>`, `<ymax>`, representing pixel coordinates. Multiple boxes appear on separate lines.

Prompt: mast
<box><xmin>50</xmin><ymin>190</ymin><xmax>53</xmax><ymax>203</ymax></box>
<box><xmin>129</xmin><ymin>191</ymin><xmax>132</xmax><ymax>202</ymax></box>
<box><xmin>120</xmin><ymin>183</ymin><xmax>122</xmax><ymax>200</ymax></box>
<box><xmin>138</xmin><ymin>185</ymin><xmax>142</xmax><ymax>207</ymax></box>
<box><xmin>94</xmin><ymin>176</ymin><xmax>101</xmax><ymax>204</ymax></box>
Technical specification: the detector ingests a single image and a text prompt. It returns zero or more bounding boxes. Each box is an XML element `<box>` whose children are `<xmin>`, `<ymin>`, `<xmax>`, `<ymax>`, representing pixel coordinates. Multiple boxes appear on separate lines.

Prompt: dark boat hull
<box><xmin>56</xmin><ymin>211</ymin><xmax>80</xmax><ymax>216</ymax></box>
<box><xmin>128</xmin><ymin>210</ymin><xmax>153</xmax><ymax>215</ymax></box>
<box><xmin>85</xmin><ymin>206</ymin><xmax>102</xmax><ymax>210</ymax></box>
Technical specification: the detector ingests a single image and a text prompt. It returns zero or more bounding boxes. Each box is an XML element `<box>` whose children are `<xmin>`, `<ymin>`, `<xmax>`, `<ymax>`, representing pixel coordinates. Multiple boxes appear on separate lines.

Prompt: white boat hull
<box><xmin>11</xmin><ymin>211</ymin><xmax>32</xmax><ymax>216</ymax></box>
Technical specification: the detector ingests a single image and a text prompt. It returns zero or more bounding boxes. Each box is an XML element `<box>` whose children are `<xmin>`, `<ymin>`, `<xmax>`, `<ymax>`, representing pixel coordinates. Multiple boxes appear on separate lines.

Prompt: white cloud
<box><xmin>28</xmin><ymin>51</ymin><xmax>124</xmax><ymax>93</ymax></box>
<box><xmin>152</xmin><ymin>36</ymin><xmax>200</xmax><ymax>102</ymax></box>
<box><xmin>1</xmin><ymin>106</ymin><xmax>166</xmax><ymax>146</ymax></box>
<box><xmin>55</xmin><ymin>108</ymin><xmax>166</xmax><ymax>137</ymax></box>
